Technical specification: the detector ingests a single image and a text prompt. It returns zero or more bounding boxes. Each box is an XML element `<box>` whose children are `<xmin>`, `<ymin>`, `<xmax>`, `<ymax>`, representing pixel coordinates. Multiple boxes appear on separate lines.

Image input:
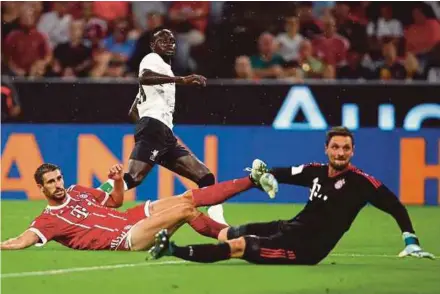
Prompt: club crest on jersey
<box><xmin>79</xmin><ymin>193</ymin><xmax>89</xmax><ymax>199</ymax></box>
<box><xmin>150</xmin><ymin>150</ymin><xmax>159</xmax><ymax>161</ymax></box>
<box><xmin>334</xmin><ymin>179</ymin><xmax>346</xmax><ymax>190</ymax></box>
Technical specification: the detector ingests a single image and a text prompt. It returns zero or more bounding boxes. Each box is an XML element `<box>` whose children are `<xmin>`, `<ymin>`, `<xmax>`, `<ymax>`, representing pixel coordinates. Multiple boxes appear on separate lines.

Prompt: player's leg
<box><xmin>146</xmin><ymin>174</ymin><xmax>259</xmax><ymax>239</ymax></box>
<box><xmin>150</xmin><ymin>230</ymin><xmax>315</xmax><ymax>265</ymax></box>
<box><xmin>124</xmin><ymin>158</ymin><xmax>154</xmax><ymax>189</ymax></box>
<box><xmin>160</xmin><ymin>142</ymin><xmax>227</xmax><ymax>224</ymax></box>
<box><xmin>147</xmin><ymin>175</ymin><xmax>255</xmax><ymax>212</ymax></box>
<box><xmin>218</xmin><ymin>220</ymin><xmax>285</xmax><ymax>241</ymax></box>
<box><xmin>149</xmin><ymin>192</ymin><xmax>227</xmax><ymax>239</ymax></box>
<box><xmin>100</xmin><ymin>117</ymin><xmax>166</xmax><ymax>192</ymax></box>
<box><xmin>128</xmin><ymin>202</ymin><xmax>199</xmax><ymax>251</ymax></box>
<box><xmin>127</xmin><ymin>176</ymin><xmax>257</xmax><ymax>241</ymax></box>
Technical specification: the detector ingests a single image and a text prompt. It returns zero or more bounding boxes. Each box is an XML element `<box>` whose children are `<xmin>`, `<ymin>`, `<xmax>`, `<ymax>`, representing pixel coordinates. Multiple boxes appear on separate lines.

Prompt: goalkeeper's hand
<box><xmin>398</xmin><ymin>232</ymin><xmax>435</xmax><ymax>259</ymax></box>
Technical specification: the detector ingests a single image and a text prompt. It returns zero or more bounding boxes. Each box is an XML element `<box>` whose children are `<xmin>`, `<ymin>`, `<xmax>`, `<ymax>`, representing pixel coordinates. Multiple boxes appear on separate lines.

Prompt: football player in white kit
<box><xmin>102</xmin><ymin>28</ymin><xmax>227</xmax><ymax>224</ymax></box>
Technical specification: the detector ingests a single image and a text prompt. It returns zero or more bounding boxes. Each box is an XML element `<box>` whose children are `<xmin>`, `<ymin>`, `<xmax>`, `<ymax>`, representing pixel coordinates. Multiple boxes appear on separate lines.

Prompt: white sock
<box><xmin>207</xmin><ymin>204</ymin><xmax>228</xmax><ymax>225</ymax></box>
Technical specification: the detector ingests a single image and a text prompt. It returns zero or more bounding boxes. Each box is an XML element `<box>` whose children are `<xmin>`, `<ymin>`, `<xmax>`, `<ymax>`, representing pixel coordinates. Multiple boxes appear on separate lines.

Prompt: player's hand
<box><xmin>108</xmin><ymin>164</ymin><xmax>124</xmax><ymax>181</ymax></box>
<box><xmin>398</xmin><ymin>232</ymin><xmax>435</xmax><ymax>260</ymax></box>
<box><xmin>181</xmin><ymin>74</ymin><xmax>207</xmax><ymax>86</ymax></box>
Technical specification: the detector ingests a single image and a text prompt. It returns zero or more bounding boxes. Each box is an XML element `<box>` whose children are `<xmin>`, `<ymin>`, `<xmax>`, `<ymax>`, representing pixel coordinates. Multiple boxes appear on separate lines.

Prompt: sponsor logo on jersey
<box><xmin>310</xmin><ymin>177</ymin><xmax>328</xmax><ymax>201</ymax></box>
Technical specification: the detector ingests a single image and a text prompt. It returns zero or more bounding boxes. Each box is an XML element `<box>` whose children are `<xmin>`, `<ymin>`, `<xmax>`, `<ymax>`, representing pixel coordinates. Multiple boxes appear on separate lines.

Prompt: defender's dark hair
<box><xmin>34</xmin><ymin>163</ymin><xmax>60</xmax><ymax>185</ymax></box>
<box><xmin>325</xmin><ymin>126</ymin><xmax>355</xmax><ymax>146</ymax></box>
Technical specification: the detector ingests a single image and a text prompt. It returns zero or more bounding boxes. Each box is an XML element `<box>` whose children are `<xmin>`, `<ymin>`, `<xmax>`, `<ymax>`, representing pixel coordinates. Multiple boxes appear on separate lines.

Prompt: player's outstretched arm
<box><xmin>0</xmin><ymin>230</ymin><xmax>39</xmax><ymax>250</ymax></box>
<box><xmin>106</xmin><ymin>164</ymin><xmax>125</xmax><ymax>208</ymax></box>
<box><xmin>368</xmin><ymin>185</ymin><xmax>435</xmax><ymax>259</ymax></box>
<box><xmin>139</xmin><ymin>69</ymin><xmax>207</xmax><ymax>86</ymax></box>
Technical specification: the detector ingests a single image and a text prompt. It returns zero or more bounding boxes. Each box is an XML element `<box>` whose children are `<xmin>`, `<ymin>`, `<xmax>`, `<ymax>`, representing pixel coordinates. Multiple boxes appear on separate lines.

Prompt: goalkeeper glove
<box><xmin>398</xmin><ymin>232</ymin><xmax>435</xmax><ymax>259</ymax></box>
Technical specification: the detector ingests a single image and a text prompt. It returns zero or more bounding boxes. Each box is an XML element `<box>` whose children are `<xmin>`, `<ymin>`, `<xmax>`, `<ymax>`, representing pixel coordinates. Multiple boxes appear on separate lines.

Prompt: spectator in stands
<box><xmin>169</xmin><ymin>1</ymin><xmax>210</xmax><ymax>72</ymax></box>
<box><xmin>3</xmin><ymin>5</ymin><xmax>51</xmax><ymax>77</ymax></box>
<box><xmin>103</xmin><ymin>18</ymin><xmax>136</xmax><ymax>62</ymax></box>
<box><xmin>404</xmin><ymin>52</ymin><xmax>424</xmax><ymax>80</ymax></box>
<box><xmin>375</xmin><ymin>42</ymin><xmax>406</xmax><ymax>80</ymax></box>
<box><xmin>276</xmin><ymin>16</ymin><xmax>304</xmax><ymax>64</ymax></box>
<box><xmin>37</xmin><ymin>2</ymin><xmax>72</xmax><ymax>49</ymax></box>
<box><xmin>84</xmin><ymin>19</ymin><xmax>112</xmax><ymax>78</ymax></box>
<box><xmin>297</xmin><ymin>2</ymin><xmax>322</xmax><ymax>39</ymax></box>
<box><xmin>367</xmin><ymin>4</ymin><xmax>403</xmax><ymax>44</ymax></box>
<box><xmin>295</xmin><ymin>39</ymin><xmax>324</xmax><ymax>79</ymax></box>
<box><xmin>312</xmin><ymin>17</ymin><xmax>349</xmax><ymax>66</ymax></box>
<box><xmin>322</xmin><ymin>64</ymin><xmax>336</xmax><ymax>80</ymax></box>
<box><xmin>333</xmin><ymin>2</ymin><xmax>367</xmax><ymax>52</ymax></box>
<box><xmin>101</xmin><ymin>18</ymin><xmax>136</xmax><ymax>77</ymax></box>
<box><xmin>367</xmin><ymin>4</ymin><xmax>403</xmax><ymax>60</ymax></box>
<box><xmin>250</xmin><ymin>32</ymin><xmax>284</xmax><ymax>79</ymax></box>
<box><xmin>349</xmin><ymin>1</ymin><xmax>369</xmax><ymax>26</ymax></box>
<box><xmin>337</xmin><ymin>49</ymin><xmax>372</xmax><ymax>80</ymax></box>
<box><xmin>1</xmin><ymin>1</ymin><xmax>21</xmax><ymax>41</ymax></box>
<box><xmin>92</xmin><ymin>1</ymin><xmax>129</xmax><ymax>23</ymax></box>
<box><xmin>82</xmin><ymin>2</ymin><xmax>108</xmax><ymax>34</ymax></box>
<box><xmin>128</xmin><ymin>11</ymin><xmax>165</xmax><ymax>74</ymax></box>
<box><xmin>405</xmin><ymin>5</ymin><xmax>440</xmax><ymax>56</ymax></box>
<box><xmin>313</xmin><ymin>1</ymin><xmax>335</xmax><ymax>19</ymax></box>
<box><xmin>51</xmin><ymin>19</ymin><xmax>92</xmax><ymax>78</ymax></box>
<box><xmin>30</xmin><ymin>2</ymin><xmax>43</xmax><ymax>20</ymax></box>
<box><xmin>424</xmin><ymin>42</ymin><xmax>440</xmax><ymax>82</ymax></box>
<box><xmin>1</xmin><ymin>76</ymin><xmax>21</xmax><ymax>122</ymax></box>
<box><xmin>132</xmin><ymin>1</ymin><xmax>166</xmax><ymax>31</ymax></box>
<box><xmin>234</xmin><ymin>55</ymin><xmax>255</xmax><ymax>80</ymax></box>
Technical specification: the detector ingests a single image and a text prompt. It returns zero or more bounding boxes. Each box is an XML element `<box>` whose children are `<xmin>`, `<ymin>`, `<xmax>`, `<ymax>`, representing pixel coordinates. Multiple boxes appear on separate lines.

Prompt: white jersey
<box><xmin>136</xmin><ymin>53</ymin><xmax>176</xmax><ymax>129</ymax></box>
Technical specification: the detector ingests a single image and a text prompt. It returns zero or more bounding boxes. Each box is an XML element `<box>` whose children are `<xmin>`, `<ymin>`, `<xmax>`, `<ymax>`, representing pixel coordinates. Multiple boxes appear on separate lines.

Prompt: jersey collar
<box><xmin>46</xmin><ymin>194</ymin><xmax>72</xmax><ymax>210</ymax></box>
<box><xmin>328</xmin><ymin>164</ymin><xmax>354</xmax><ymax>178</ymax></box>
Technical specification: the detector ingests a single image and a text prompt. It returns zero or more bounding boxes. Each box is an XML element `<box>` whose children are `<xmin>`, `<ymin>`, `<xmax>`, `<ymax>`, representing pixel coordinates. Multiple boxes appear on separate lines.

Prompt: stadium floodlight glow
<box><xmin>272</xmin><ymin>86</ymin><xmax>327</xmax><ymax>130</ymax></box>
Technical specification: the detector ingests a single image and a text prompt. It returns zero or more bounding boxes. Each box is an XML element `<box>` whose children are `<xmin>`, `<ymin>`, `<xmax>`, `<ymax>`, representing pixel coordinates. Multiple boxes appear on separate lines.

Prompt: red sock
<box><xmin>188</xmin><ymin>213</ymin><xmax>228</xmax><ymax>239</ymax></box>
<box><xmin>192</xmin><ymin>177</ymin><xmax>253</xmax><ymax>207</ymax></box>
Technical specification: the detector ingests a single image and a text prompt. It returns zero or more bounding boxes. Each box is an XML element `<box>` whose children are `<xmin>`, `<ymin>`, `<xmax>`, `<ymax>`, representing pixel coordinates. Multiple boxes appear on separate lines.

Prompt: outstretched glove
<box><xmin>398</xmin><ymin>232</ymin><xmax>435</xmax><ymax>259</ymax></box>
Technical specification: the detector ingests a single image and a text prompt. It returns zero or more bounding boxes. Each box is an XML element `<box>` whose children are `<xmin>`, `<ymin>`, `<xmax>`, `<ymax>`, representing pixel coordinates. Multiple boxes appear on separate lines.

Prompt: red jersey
<box><xmin>312</xmin><ymin>34</ymin><xmax>349</xmax><ymax>66</ymax></box>
<box><xmin>27</xmin><ymin>185</ymin><xmax>148</xmax><ymax>251</ymax></box>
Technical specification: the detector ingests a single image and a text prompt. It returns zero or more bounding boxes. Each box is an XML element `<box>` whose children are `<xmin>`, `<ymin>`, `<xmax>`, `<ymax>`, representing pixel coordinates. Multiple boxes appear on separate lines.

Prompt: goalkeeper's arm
<box><xmin>369</xmin><ymin>185</ymin><xmax>435</xmax><ymax>259</ymax></box>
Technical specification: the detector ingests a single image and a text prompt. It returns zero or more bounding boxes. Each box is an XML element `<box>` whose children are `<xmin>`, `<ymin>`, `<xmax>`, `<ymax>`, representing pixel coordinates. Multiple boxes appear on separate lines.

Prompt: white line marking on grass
<box><xmin>330</xmin><ymin>253</ymin><xmax>399</xmax><ymax>258</ymax></box>
<box><xmin>1</xmin><ymin>260</ymin><xmax>187</xmax><ymax>279</ymax></box>
<box><xmin>1</xmin><ymin>253</ymin><xmax>427</xmax><ymax>279</ymax></box>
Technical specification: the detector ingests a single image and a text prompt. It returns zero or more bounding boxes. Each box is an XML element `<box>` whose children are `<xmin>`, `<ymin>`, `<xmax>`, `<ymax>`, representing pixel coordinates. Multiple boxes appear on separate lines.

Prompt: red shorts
<box><xmin>112</xmin><ymin>201</ymin><xmax>151</xmax><ymax>251</ymax></box>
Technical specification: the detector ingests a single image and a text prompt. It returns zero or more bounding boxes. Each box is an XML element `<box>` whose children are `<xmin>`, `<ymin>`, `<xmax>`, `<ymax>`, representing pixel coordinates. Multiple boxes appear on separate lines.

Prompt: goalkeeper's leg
<box><xmin>151</xmin><ymin>231</ymin><xmax>319</xmax><ymax>265</ymax></box>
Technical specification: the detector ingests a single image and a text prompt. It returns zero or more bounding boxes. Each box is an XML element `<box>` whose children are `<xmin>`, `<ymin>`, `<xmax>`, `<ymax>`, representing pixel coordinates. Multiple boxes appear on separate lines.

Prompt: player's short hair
<box><xmin>34</xmin><ymin>163</ymin><xmax>61</xmax><ymax>185</ymax></box>
<box><xmin>325</xmin><ymin>126</ymin><xmax>354</xmax><ymax>146</ymax></box>
<box><xmin>150</xmin><ymin>27</ymin><xmax>172</xmax><ymax>42</ymax></box>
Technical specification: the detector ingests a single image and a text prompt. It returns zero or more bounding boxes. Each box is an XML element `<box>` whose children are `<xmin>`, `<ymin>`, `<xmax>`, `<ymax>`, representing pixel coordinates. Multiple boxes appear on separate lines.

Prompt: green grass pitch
<box><xmin>1</xmin><ymin>201</ymin><xmax>439</xmax><ymax>294</ymax></box>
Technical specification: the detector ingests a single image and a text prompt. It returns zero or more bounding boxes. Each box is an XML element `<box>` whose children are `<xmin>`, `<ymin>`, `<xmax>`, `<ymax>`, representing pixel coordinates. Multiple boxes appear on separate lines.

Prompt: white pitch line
<box><xmin>1</xmin><ymin>260</ymin><xmax>187</xmax><ymax>279</ymax></box>
<box><xmin>1</xmin><ymin>253</ymin><xmax>433</xmax><ymax>279</ymax></box>
<box><xmin>330</xmin><ymin>253</ymin><xmax>399</xmax><ymax>258</ymax></box>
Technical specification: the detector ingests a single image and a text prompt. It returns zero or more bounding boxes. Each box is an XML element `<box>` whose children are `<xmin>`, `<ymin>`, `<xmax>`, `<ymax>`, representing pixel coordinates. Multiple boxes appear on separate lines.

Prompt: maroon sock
<box><xmin>188</xmin><ymin>213</ymin><xmax>228</xmax><ymax>239</ymax></box>
<box><xmin>192</xmin><ymin>177</ymin><xmax>253</xmax><ymax>207</ymax></box>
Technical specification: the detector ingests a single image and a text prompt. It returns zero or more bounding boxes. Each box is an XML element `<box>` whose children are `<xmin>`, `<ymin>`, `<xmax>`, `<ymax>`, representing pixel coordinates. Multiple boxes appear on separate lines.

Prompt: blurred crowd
<box><xmin>1</xmin><ymin>1</ymin><xmax>440</xmax><ymax>81</ymax></box>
